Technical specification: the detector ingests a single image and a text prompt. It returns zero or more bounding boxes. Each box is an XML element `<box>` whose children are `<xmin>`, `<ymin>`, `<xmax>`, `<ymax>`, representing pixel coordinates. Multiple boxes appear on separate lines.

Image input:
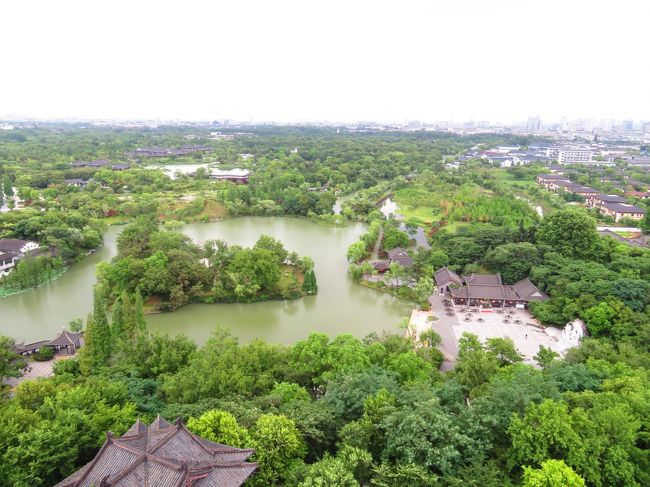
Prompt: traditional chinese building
<box><xmin>433</xmin><ymin>267</ymin><xmax>547</xmax><ymax>309</ymax></box>
<box><xmin>55</xmin><ymin>416</ymin><xmax>256</xmax><ymax>486</ymax></box>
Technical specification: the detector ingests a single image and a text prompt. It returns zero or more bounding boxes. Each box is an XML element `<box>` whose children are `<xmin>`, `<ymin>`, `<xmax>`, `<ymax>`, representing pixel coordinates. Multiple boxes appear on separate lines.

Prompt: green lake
<box><xmin>0</xmin><ymin>218</ymin><xmax>412</xmax><ymax>345</ymax></box>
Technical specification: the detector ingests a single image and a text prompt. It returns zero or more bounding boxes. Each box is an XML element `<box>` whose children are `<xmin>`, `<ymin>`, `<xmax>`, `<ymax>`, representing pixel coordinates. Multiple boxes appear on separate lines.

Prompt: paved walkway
<box><xmin>3</xmin><ymin>355</ymin><xmax>73</xmax><ymax>389</ymax></box>
<box><xmin>410</xmin><ymin>295</ymin><xmax>460</xmax><ymax>370</ymax></box>
<box><xmin>428</xmin><ymin>295</ymin><xmax>460</xmax><ymax>365</ymax></box>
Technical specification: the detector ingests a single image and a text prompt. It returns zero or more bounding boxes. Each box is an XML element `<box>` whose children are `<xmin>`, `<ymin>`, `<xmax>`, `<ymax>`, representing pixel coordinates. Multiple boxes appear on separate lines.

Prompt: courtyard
<box><xmin>452</xmin><ymin>306</ymin><xmax>573</xmax><ymax>365</ymax></box>
<box><xmin>416</xmin><ymin>295</ymin><xmax>577</xmax><ymax>368</ymax></box>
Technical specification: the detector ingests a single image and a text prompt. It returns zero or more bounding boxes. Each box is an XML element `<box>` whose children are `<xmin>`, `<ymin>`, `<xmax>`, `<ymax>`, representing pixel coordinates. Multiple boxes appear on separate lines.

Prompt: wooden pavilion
<box><xmin>12</xmin><ymin>328</ymin><xmax>83</xmax><ymax>356</ymax></box>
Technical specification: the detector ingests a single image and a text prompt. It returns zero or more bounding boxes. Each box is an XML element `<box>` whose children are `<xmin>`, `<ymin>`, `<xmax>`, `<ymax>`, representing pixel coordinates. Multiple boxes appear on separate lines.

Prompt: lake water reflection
<box><xmin>0</xmin><ymin>218</ymin><xmax>412</xmax><ymax>344</ymax></box>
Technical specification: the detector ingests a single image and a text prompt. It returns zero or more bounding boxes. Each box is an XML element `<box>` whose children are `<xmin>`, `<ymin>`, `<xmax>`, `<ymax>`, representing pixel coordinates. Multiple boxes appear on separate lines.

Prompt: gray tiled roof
<box><xmin>47</xmin><ymin>329</ymin><xmax>83</xmax><ymax>347</ymax></box>
<box><xmin>462</xmin><ymin>273</ymin><xmax>502</xmax><ymax>285</ymax></box>
<box><xmin>511</xmin><ymin>278</ymin><xmax>548</xmax><ymax>301</ymax></box>
<box><xmin>602</xmin><ymin>202</ymin><xmax>645</xmax><ymax>213</ymax></box>
<box><xmin>387</xmin><ymin>247</ymin><xmax>413</xmax><ymax>267</ymax></box>
<box><xmin>591</xmin><ymin>194</ymin><xmax>626</xmax><ymax>203</ymax></box>
<box><xmin>55</xmin><ymin>417</ymin><xmax>256</xmax><ymax>487</ymax></box>
<box><xmin>440</xmin><ymin>269</ymin><xmax>547</xmax><ymax>303</ymax></box>
<box><xmin>434</xmin><ymin>267</ymin><xmax>462</xmax><ymax>286</ymax></box>
<box><xmin>0</xmin><ymin>239</ymin><xmax>33</xmax><ymax>253</ymax></box>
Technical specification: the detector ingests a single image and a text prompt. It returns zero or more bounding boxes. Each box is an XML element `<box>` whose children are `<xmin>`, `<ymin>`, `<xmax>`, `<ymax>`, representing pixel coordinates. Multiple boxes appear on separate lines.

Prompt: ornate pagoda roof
<box><xmin>47</xmin><ymin>328</ymin><xmax>83</xmax><ymax>347</ymax></box>
<box><xmin>55</xmin><ymin>417</ymin><xmax>256</xmax><ymax>487</ymax></box>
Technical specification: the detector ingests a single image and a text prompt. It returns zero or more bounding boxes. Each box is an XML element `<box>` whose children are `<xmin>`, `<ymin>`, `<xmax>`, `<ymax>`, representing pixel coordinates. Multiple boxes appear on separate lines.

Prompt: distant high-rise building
<box><xmin>601</xmin><ymin>119</ymin><xmax>614</xmax><ymax>132</ymax></box>
<box><xmin>623</xmin><ymin>120</ymin><xmax>634</xmax><ymax>132</ymax></box>
<box><xmin>560</xmin><ymin>117</ymin><xmax>570</xmax><ymax>132</ymax></box>
<box><xmin>526</xmin><ymin>116</ymin><xmax>541</xmax><ymax>132</ymax></box>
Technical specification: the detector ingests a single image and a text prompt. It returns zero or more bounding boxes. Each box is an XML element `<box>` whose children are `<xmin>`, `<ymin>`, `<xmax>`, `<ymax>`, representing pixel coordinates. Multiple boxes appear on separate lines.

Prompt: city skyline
<box><xmin>1</xmin><ymin>114</ymin><xmax>647</xmax><ymax>128</ymax></box>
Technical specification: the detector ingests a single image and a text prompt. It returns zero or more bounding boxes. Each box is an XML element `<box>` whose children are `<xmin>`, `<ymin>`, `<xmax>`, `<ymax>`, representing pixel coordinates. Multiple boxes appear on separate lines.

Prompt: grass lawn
<box><xmin>398</xmin><ymin>205</ymin><xmax>439</xmax><ymax>224</ymax></box>
<box><xmin>157</xmin><ymin>196</ymin><xmax>228</xmax><ymax>222</ymax></box>
<box><xmin>499</xmin><ymin>178</ymin><xmax>538</xmax><ymax>190</ymax></box>
<box><xmin>392</xmin><ymin>189</ymin><xmax>440</xmax><ymax>226</ymax></box>
<box><xmin>202</xmin><ymin>199</ymin><xmax>228</xmax><ymax>220</ymax></box>
<box><xmin>439</xmin><ymin>221</ymin><xmax>469</xmax><ymax>233</ymax></box>
<box><xmin>496</xmin><ymin>176</ymin><xmax>557</xmax><ymax>215</ymax></box>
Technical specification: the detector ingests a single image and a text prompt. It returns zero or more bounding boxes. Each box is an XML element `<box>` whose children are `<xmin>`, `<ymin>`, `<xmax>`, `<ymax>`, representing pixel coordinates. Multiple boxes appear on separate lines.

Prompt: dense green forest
<box><xmin>1</xmin><ymin>283</ymin><xmax>648</xmax><ymax>486</ymax></box>
<box><xmin>0</xmin><ymin>126</ymin><xmax>536</xmax><ymax>223</ymax></box>
<box><xmin>0</xmin><ymin>125</ymin><xmax>649</xmax><ymax>486</ymax></box>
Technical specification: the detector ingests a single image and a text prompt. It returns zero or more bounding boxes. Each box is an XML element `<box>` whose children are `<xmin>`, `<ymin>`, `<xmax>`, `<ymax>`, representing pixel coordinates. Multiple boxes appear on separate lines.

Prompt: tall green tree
<box><xmin>534</xmin><ymin>345</ymin><xmax>559</xmax><ymax>368</ymax></box>
<box><xmin>347</xmin><ymin>241</ymin><xmax>366</xmax><ymax>263</ymax></box>
<box><xmin>110</xmin><ymin>294</ymin><xmax>126</xmax><ymax>344</ymax></box>
<box><xmin>0</xmin><ymin>336</ymin><xmax>26</xmax><ymax>385</ymax></box>
<box><xmin>251</xmin><ymin>414</ymin><xmax>306</xmax><ymax>486</ymax></box>
<box><xmin>133</xmin><ymin>291</ymin><xmax>147</xmax><ymax>334</ymax></box>
<box><xmin>535</xmin><ymin>208</ymin><xmax>597</xmax><ymax>260</ymax></box>
<box><xmin>414</xmin><ymin>277</ymin><xmax>434</xmax><ymax>307</ymax></box>
<box><xmin>79</xmin><ymin>288</ymin><xmax>112</xmax><ymax>374</ymax></box>
<box><xmin>454</xmin><ymin>333</ymin><xmax>499</xmax><ymax>395</ymax></box>
<box><xmin>187</xmin><ymin>410</ymin><xmax>250</xmax><ymax>448</ymax></box>
<box><xmin>381</xmin><ymin>399</ymin><xmax>486</xmax><ymax>476</ymax></box>
<box><xmin>120</xmin><ymin>291</ymin><xmax>136</xmax><ymax>342</ymax></box>
<box><xmin>508</xmin><ymin>400</ymin><xmax>580</xmax><ymax>471</ymax></box>
<box><xmin>302</xmin><ymin>269</ymin><xmax>318</xmax><ymax>295</ymax></box>
<box><xmin>92</xmin><ymin>287</ymin><xmax>112</xmax><ymax>362</ymax></box>
<box><xmin>483</xmin><ymin>242</ymin><xmax>539</xmax><ymax>283</ymax></box>
<box><xmin>371</xmin><ymin>463</ymin><xmax>438</xmax><ymax>487</ymax></box>
<box><xmin>522</xmin><ymin>459</ymin><xmax>585</xmax><ymax>487</ymax></box>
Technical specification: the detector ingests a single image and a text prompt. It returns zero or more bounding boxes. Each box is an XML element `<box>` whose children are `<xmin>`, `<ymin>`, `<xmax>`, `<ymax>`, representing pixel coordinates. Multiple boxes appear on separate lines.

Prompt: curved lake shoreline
<box><xmin>1</xmin><ymin>217</ymin><xmax>412</xmax><ymax>345</ymax></box>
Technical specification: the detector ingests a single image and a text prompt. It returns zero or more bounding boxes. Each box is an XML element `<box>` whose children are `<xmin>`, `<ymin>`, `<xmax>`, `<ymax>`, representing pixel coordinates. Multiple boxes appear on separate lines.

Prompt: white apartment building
<box><xmin>558</xmin><ymin>148</ymin><xmax>593</xmax><ymax>164</ymax></box>
<box><xmin>546</xmin><ymin>147</ymin><xmax>594</xmax><ymax>164</ymax></box>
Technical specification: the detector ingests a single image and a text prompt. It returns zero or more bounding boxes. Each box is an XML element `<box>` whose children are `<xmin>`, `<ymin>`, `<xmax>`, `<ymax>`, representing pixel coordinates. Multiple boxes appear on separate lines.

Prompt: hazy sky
<box><xmin>1</xmin><ymin>0</ymin><xmax>648</xmax><ymax>122</ymax></box>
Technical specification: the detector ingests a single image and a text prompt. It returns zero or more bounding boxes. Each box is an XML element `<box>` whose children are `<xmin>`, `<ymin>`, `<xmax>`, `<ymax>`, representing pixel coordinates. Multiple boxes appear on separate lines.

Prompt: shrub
<box><xmin>33</xmin><ymin>346</ymin><xmax>55</xmax><ymax>361</ymax></box>
<box><xmin>53</xmin><ymin>358</ymin><xmax>81</xmax><ymax>377</ymax></box>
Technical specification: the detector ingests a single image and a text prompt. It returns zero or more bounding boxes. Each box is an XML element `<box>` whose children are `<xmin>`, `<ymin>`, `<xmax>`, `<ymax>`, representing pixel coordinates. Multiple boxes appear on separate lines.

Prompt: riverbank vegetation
<box><xmin>0</xmin><ymin>208</ymin><xmax>104</xmax><ymax>260</ymax></box>
<box><xmin>0</xmin><ymin>256</ymin><xmax>65</xmax><ymax>298</ymax></box>
<box><xmin>97</xmin><ymin>217</ymin><xmax>315</xmax><ymax>310</ymax></box>
<box><xmin>0</xmin><ymin>208</ymin><xmax>105</xmax><ymax>296</ymax></box>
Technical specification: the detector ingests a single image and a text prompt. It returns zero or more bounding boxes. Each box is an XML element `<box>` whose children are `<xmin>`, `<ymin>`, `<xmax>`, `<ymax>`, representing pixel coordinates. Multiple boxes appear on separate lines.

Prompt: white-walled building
<box><xmin>600</xmin><ymin>203</ymin><xmax>645</xmax><ymax>222</ymax></box>
<box><xmin>0</xmin><ymin>239</ymin><xmax>40</xmax><ymax>276</ymax></box>
<box><xmin>545</xmin><ymin>146</ymin><xmax>594</xmax><ymax>164</ymax></box>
